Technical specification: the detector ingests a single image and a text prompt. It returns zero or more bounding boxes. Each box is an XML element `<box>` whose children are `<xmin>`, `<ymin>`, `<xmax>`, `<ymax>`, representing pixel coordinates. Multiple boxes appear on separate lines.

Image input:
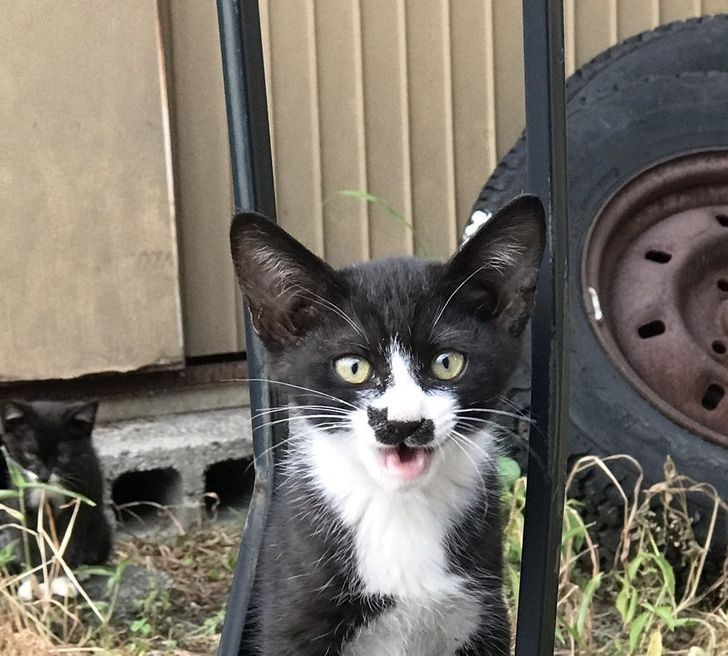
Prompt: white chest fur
<box><xmin>301</xmin><ymin>420</ymin><xmax>490</xmax><ymax>568</ymax></box>
<box><xmin>300</xmin><ymin>425</ymin><xmax>492</xmax><ymax>655</ymax></box>
<box><xmin>342</xmin><ymin>595</ymin><xmax>483</xmax><ymax>656</ymax></box>
<box><xmin>304</xmin><ymin>426</ymin><xmax>492</xmax><ymax>597</ymax></box>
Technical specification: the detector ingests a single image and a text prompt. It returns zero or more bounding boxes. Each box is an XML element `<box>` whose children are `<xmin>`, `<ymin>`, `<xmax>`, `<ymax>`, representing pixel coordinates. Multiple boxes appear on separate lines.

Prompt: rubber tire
<box><xmin>483</xmin><ymin>73</ymin><xmax>728</xmax><ymax>531</ymax></box>
<box><xmin>471</xmin><ymin>15</ymin><xmax>728</xmax><ymax>219</ymax></box>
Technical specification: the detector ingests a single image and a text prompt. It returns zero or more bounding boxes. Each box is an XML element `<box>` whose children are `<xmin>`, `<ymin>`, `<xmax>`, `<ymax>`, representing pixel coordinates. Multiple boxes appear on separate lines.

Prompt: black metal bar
<box><xmin>514</xmin><ymin>1</ymin><xmax>570</xmax><ymax>655</ymax></box>
<box><xmin>216</xmin><ymin>1</ymin><xmax>280</xmax><ymax>654</ymax></box>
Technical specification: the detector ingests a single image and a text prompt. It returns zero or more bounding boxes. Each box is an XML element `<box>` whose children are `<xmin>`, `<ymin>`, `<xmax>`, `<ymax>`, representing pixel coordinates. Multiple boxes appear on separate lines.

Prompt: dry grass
<box><xmin>503</xmin><ymin>455</ymin><xmax>728</xmax><ymax>655</ymax></box>
<box><xmin>0</xmin><ymin>513</ymin><xmax>241</xmax><ymax>655</ymax></box>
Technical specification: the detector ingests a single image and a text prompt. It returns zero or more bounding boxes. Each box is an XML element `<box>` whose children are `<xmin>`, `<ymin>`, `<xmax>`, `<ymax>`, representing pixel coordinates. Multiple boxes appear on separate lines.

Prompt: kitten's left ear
<box><xmin>1</xmin><ymin>401</ymin><xmax>29</xmax><ymax>432</ymax></box>
<box><xmin>441</xmin><ymin>195</ymin><xmax>546</xmax><ymax>335</ymax></box>
<box><xmin>67</xmin><ymin>401</ymin><xmax>99</xmax><ymax>434</ymax></box>
<box><xmin>230</xmin><ymin>212</ymin><xmax>347</xmax><ymax>350</ymax></box>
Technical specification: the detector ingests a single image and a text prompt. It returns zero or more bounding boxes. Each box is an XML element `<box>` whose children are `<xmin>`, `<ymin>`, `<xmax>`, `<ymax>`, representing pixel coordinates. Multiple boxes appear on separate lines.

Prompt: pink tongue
<box><xmin>381</xmin><ymin>445</ymin><xmax>430</xmax><ymax>481</ymax></box>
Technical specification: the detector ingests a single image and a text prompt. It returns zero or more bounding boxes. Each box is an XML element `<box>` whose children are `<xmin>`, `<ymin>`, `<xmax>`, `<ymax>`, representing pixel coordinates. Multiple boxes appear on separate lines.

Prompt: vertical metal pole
<box><xmin>216</xmin><ymin>1</ymin><xmax>280</xmax><ymax>654</ymax></box>
<box><xmin>515</xmin><ymin>1</ymin><xmax>570</xmax><ymax>655</ymax></box>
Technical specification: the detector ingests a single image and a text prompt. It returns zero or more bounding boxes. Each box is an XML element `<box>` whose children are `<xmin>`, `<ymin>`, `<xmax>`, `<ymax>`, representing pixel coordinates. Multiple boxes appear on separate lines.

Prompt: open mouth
<box><xmin>378</xmin><ymin>444</ymin><xmax>435</xmax><ymax>482</ymax></box>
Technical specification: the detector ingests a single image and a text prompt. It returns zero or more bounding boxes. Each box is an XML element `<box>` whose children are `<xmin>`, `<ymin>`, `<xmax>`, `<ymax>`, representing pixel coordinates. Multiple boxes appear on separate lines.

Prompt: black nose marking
<box><xmin>367</xmin><ymin>407</ymin><xmax>435</xmax><ymax>446</ymax></box>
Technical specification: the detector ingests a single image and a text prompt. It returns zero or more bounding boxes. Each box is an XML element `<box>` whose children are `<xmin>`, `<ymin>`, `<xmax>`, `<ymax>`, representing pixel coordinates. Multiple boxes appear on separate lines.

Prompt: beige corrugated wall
<box><xmin>171</xmin><ymin>0</ymin><xmax>728</xmax><ymax>357</ymax></box>
<box><xmin>5</xmin><ymin>2</ymin><xmax>724</xmax><ymax>379</ymax></box>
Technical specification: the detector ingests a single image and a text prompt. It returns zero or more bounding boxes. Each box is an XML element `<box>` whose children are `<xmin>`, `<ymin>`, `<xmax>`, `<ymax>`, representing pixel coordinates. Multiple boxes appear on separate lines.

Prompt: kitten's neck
<box><xmin>287</xmin><ymin>421</ymin><xmax>496</xmax><ymax>599</ymax></box>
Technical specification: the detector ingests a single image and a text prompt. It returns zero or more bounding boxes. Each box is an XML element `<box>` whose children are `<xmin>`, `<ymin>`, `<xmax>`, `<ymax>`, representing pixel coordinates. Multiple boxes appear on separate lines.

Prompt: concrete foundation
<box><xmin>95</xmin><ymin>407</ymin><xmax>253</xmax><ymax>532</ymax></box>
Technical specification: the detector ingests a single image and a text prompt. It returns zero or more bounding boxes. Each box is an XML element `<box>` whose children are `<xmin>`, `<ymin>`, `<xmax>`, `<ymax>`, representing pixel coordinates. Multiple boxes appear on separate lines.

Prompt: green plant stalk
<box><xmin>336</xmin><ymin>189</ymin><xmax>437</xmax><ymax>259</ymax></box>
<box><xmin>3</xmin><ymin>449</ymin><xmax>33</xmax><ymax>571</ymax></box>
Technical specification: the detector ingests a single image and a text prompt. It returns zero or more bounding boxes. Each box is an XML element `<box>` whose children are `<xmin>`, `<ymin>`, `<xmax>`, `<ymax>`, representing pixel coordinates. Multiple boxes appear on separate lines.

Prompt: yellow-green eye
<box><xmin>431</xmin><ymin>351</ymin><xmax>465</xmax><ymax>381</ymax></box>
<box><xmin>334</xmin><ymin>356</ymin><xmax>373</xmax><ymax>384</ymax></box>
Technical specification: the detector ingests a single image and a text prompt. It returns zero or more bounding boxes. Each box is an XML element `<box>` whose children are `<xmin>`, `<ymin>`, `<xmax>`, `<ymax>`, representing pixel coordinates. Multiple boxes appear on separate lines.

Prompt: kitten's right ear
<box><xmin>230</xmin><ymin>213</ymin><xmax>346</xmax><ymax>350</ymax></box>
<box><xmin>441</xmin><ymin>195</ymin><xmax>545</xmax><ymax>335</ymax></box>
<box><xmin>68</xmin><ymin>401</ymin><xmax>99</xmax><ymax>433</ymax></box>
<box><xmin>1</xmin><ymin>401</ymin><xmax>29</xmax><ymax>433</ymax></box>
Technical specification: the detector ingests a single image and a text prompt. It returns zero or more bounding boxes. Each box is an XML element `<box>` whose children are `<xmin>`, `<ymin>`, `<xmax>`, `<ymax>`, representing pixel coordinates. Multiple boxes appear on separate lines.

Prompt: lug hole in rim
<box><xmin>718</xmin><ymin>279</ymin><xmax>728</xmax><ymax>292</ymax></box>
<box><xmin>701</xmin><ymin>384</ymin><xmax>725</xmax><ymax>411</ymax></box>
<box><xmin>644</xmin><ymin>250</ymin><xmax>672</xmax><ymax>263</ymax></box>
<box><xmin>637</xmin><ymin>320</ymin><xmax>666</xmax><ymax>339</ymax></box>
<box><xmin>716</xmin><ymin>213</ymin><xmax>728</xmax><ymax>227</ymax></box>
<box><xmin>713</xmin><ymin>340</ymin><xmax>727</xmax><ymax>355</ymax></box>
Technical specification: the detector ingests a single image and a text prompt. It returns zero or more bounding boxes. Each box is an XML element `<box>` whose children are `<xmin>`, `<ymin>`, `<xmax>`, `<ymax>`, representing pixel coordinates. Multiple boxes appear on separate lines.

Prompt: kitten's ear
<box><xmin>67</xmin><ymin>401</ymin><xmax>99</xmax><ymax>435</ymax></box>
<box><xmin>1</xmin><ymin>401</ymin><xmax>29</xmax><ymax>433</ymax></box>
<box><xmin>441</xmin><ymin>195</ymin><xmax>546</xmax><ymax>335</ymax></box>
<box><xmin>230</xmin><ymin>213</ymin><xmax>346</xmax><ymax>350</ymax></box>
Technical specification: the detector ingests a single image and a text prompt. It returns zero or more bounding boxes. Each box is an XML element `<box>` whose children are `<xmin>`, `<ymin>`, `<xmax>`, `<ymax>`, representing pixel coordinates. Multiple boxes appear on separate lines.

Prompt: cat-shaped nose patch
<box><xmin>367</xmin><ymin>407</ymin><xmax>435</xmax><ymax>446</ymax></box>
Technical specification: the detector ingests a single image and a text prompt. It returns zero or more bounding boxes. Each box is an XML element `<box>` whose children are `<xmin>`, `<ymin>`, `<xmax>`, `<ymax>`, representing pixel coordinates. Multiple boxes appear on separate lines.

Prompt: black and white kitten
<box><xmin>0</xmin><ymin>400</ymin><xmax>111</xmax><ymax>599</ymax></box>
<box><xmin>230</xmin><ymin>196</ymin><xmax>545</xmax><ymax>656</ymax></box>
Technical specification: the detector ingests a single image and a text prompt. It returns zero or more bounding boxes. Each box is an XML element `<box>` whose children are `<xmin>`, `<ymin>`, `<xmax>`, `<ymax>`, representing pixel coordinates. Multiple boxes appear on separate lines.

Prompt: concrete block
<box><xmin>95</xmin><ymin>407</ymin><xmax>253</xmax><ymax>532</ymax></box>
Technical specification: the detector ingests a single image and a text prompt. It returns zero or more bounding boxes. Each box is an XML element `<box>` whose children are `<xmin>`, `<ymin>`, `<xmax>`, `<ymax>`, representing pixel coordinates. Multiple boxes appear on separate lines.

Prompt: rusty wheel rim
<box><xmin>583</xmin><ymin>151</ymin><xmax>728</xmax><ymax>449</ymax></box>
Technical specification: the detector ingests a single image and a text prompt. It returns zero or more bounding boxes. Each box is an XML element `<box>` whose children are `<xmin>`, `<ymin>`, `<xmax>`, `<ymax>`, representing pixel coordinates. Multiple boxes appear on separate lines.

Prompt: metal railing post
<box><xmin>213</xmin><ymin>1</ymin><xmax>570</xmax><ymax>653</ymax></box>
<box><xmin>216</xmin><ymin>1</ymin><xmax>280</xmax><ymax>654</ymax></box>
<box><xmin>515</xmin><ymin>1</ymin><xmax>571</xmax><ymax>655</ymax></box>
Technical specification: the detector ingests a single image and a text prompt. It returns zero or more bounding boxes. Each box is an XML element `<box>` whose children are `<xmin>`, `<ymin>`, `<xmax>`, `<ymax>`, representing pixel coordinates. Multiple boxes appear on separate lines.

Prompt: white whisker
<box><xmin>239</xmin><ymin>378</ymin><xmax>359</xmax><ymax>410</ymax></box>
<box><xmin>431</xmin><ymin>264</ymin><xmax>489</xmax><ymax>332</ymax></box>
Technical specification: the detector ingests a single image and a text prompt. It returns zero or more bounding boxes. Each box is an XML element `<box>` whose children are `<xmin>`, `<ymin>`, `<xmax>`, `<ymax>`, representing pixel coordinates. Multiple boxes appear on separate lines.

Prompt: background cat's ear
<box><xmin>1</xmin><ymin>401</ymin><xmax>29</xmax><ymax>433</ymax></box>
<box><xmin>230</xmin><ymin>213</ymin><xmax>346</xmax><ymax>350</ymax></box>
<box><xmin>442</xmin><ymin>195</ymin><xmax>546</xmax><ymax>335</ymax></box>
<box><xmin>67</xmin><ymin>401</ymin><xmax>99</xmax><ymax>435</ymax></box>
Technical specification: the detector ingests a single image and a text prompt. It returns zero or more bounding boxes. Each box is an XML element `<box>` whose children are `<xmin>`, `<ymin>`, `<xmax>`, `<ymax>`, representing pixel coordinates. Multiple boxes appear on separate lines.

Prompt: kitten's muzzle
<box><xmin>367</xmin><ymin>407</ymin><xmax>435</xmax><ymax>447</ymax></box>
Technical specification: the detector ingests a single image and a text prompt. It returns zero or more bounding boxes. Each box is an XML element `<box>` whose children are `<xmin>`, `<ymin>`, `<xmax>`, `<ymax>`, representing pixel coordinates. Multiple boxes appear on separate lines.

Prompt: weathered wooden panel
<box><xmin>314</xmin><ymin>0</ymin><xmax>370</xmax><ymax>267</ymax></box>
<box><xmin>574</xmin><ymin>0</ymin><xmax>618</xmax><ymax>66</ymax></box>
<box><xmin>702</xmin><ymin>0</ymin><xmax>728</xmax><ymax>14</ymax></box>
<box><xmin>659</xmin><ymin>0</ymin><xmax>701</xmax><ymax>22</ymax></box>
<box><xmin>266</xmin><ymin>0</ymin><xmax>325</xmax><ymax>257</ymax></box>
<box><xmin>165</xmin><ymin>0</ymin><xmax>240</xmax><ymax>356</ymax></box>
<box><xmin>405</xmin><ymin>0</ymin><xmax>458</xmax><ymax>258</ymax></box>
<box><xmin>492</xmin><ymin>1</ymin><xmax>525</xmax><ymax>159</ymax></box>
<box><xmin>450</xmin><ymin>0</ymin><xmax>498</xmax><ymax>231</ymax></box>
<box><xmin>0</xmin><ymin>0</ymin><xmax>182</xmax><ymax>381</ymax></box>
<box><xmin>618</xmin><ymin>0</ymin><xmax>659</xmax><ymax>39</ymax></box>
<box><xmin>360</xmin><ymin>0</ymin><xmax>414</xmax><ymax>259</ymax></box>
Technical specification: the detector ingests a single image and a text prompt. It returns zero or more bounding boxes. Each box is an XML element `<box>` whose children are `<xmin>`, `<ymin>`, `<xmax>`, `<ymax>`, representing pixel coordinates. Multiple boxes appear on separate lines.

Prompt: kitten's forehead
<box><xmin>2</xmin><ymin>400</ymin><xmax>94</xmax><ymax>437</ymax></box>
<box><xmin>340</xmin><ymin>258</ymin><xmax>443</xmax><ymax>335</ymax></box>
<box><xmin>18</xmin><ymin>401</ymin><xmax>71</xmax><ymax>424</ymax></box>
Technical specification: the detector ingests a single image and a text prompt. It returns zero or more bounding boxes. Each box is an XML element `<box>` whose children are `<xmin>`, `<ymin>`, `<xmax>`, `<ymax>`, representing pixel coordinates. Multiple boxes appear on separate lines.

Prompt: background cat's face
<box><xmin>1</xmin><ymin>400</ymin><xmax>98</xmax><ymax>483</ymax></box>
<box><xmin>231</xmin><ymin>197</ymin><xmax>545</xmax><ymax>490</ymax></box>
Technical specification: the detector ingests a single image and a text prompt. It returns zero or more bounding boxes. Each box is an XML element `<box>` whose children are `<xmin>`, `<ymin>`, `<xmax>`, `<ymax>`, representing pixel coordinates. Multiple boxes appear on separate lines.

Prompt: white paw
<box><xmin>50</xmin><ymin>576</ymin><xmax>78</xmax><ymax>599</ymax></box>
<box><xmin>16</xmin><ymin>578</ymin><xmax>34</xmax><ymax>601</ymax></box>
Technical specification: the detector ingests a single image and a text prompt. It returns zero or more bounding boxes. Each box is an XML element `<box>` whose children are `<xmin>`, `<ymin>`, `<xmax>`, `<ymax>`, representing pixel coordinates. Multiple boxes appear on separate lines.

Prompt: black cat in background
<box><xmin>0</xmin><ymin>400</ymin><xmax>111</xmax><ymax>596</ymax></box>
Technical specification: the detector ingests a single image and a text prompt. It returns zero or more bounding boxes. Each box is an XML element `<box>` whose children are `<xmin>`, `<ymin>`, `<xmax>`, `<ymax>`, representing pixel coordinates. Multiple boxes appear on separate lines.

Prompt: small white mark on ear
<box><xmin>71</xmin><ymin>401</ymin><xmax>98</xmax><ymax>426</ymax></box>
<box><xmin>462</xmin><ymin>210</ymin><xmax>492</xmax><ymax>243</ymax></box>
<box><xmin>2</xmin><ymin>403</ymin><xmax>25</xmax><ymax>422</ymax></box>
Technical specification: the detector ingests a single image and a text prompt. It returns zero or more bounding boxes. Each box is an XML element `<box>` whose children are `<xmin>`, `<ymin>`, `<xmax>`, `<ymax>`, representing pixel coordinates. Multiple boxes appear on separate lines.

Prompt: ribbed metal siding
<box><xmin>171</xmin><ymin>0</ymin><xmax>728</xmax><ymax>354</ymax></box>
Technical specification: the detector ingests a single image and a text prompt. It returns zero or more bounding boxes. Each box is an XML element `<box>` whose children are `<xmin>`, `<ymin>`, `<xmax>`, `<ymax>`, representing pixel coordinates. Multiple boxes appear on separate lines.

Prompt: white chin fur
<box><xmin>346</xmin><ymin>413</ymin><xmax>423</xmax><ymax>490</ymax></box>
<box><xmin>298</xmin><ymin>420</ymin><xmax>495</xmax><ymax>599</ymax></box>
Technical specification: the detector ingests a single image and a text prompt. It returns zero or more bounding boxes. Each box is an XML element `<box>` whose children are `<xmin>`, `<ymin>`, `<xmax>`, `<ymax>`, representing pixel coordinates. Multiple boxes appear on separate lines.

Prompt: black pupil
<box><xmin>441</xmin><ymin>355</ymin><xmax>450</xmax><ymax>369</ymax></box>
<box><xmin>351</xmin><ymin>361</ymin><xmax>359</xmax><ymax>375</ymax></box>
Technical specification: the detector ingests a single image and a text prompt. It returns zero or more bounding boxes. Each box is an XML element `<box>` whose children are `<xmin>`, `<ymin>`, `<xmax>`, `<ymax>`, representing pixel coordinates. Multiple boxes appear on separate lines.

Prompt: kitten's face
<box><xmin>230</xmin><ymin>197</ymin><xmax>545</xmax><ymax>490</ymax></box>
<box><xmin>1</xmin><ymin>400</ymin><xmax>98</xmax><ymax>483</ymax></box>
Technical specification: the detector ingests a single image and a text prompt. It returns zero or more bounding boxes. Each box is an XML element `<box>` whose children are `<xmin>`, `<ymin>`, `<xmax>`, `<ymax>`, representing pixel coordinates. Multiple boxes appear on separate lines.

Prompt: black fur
<box><xmin>230</xmin><ymin>196</ymin><xmax>545</xmax><ymax>655</ymax></box>
<box><xmin>0</xmin><ymin>400</ymin><xmax>111</xmax><ymax>569</ymax></box>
